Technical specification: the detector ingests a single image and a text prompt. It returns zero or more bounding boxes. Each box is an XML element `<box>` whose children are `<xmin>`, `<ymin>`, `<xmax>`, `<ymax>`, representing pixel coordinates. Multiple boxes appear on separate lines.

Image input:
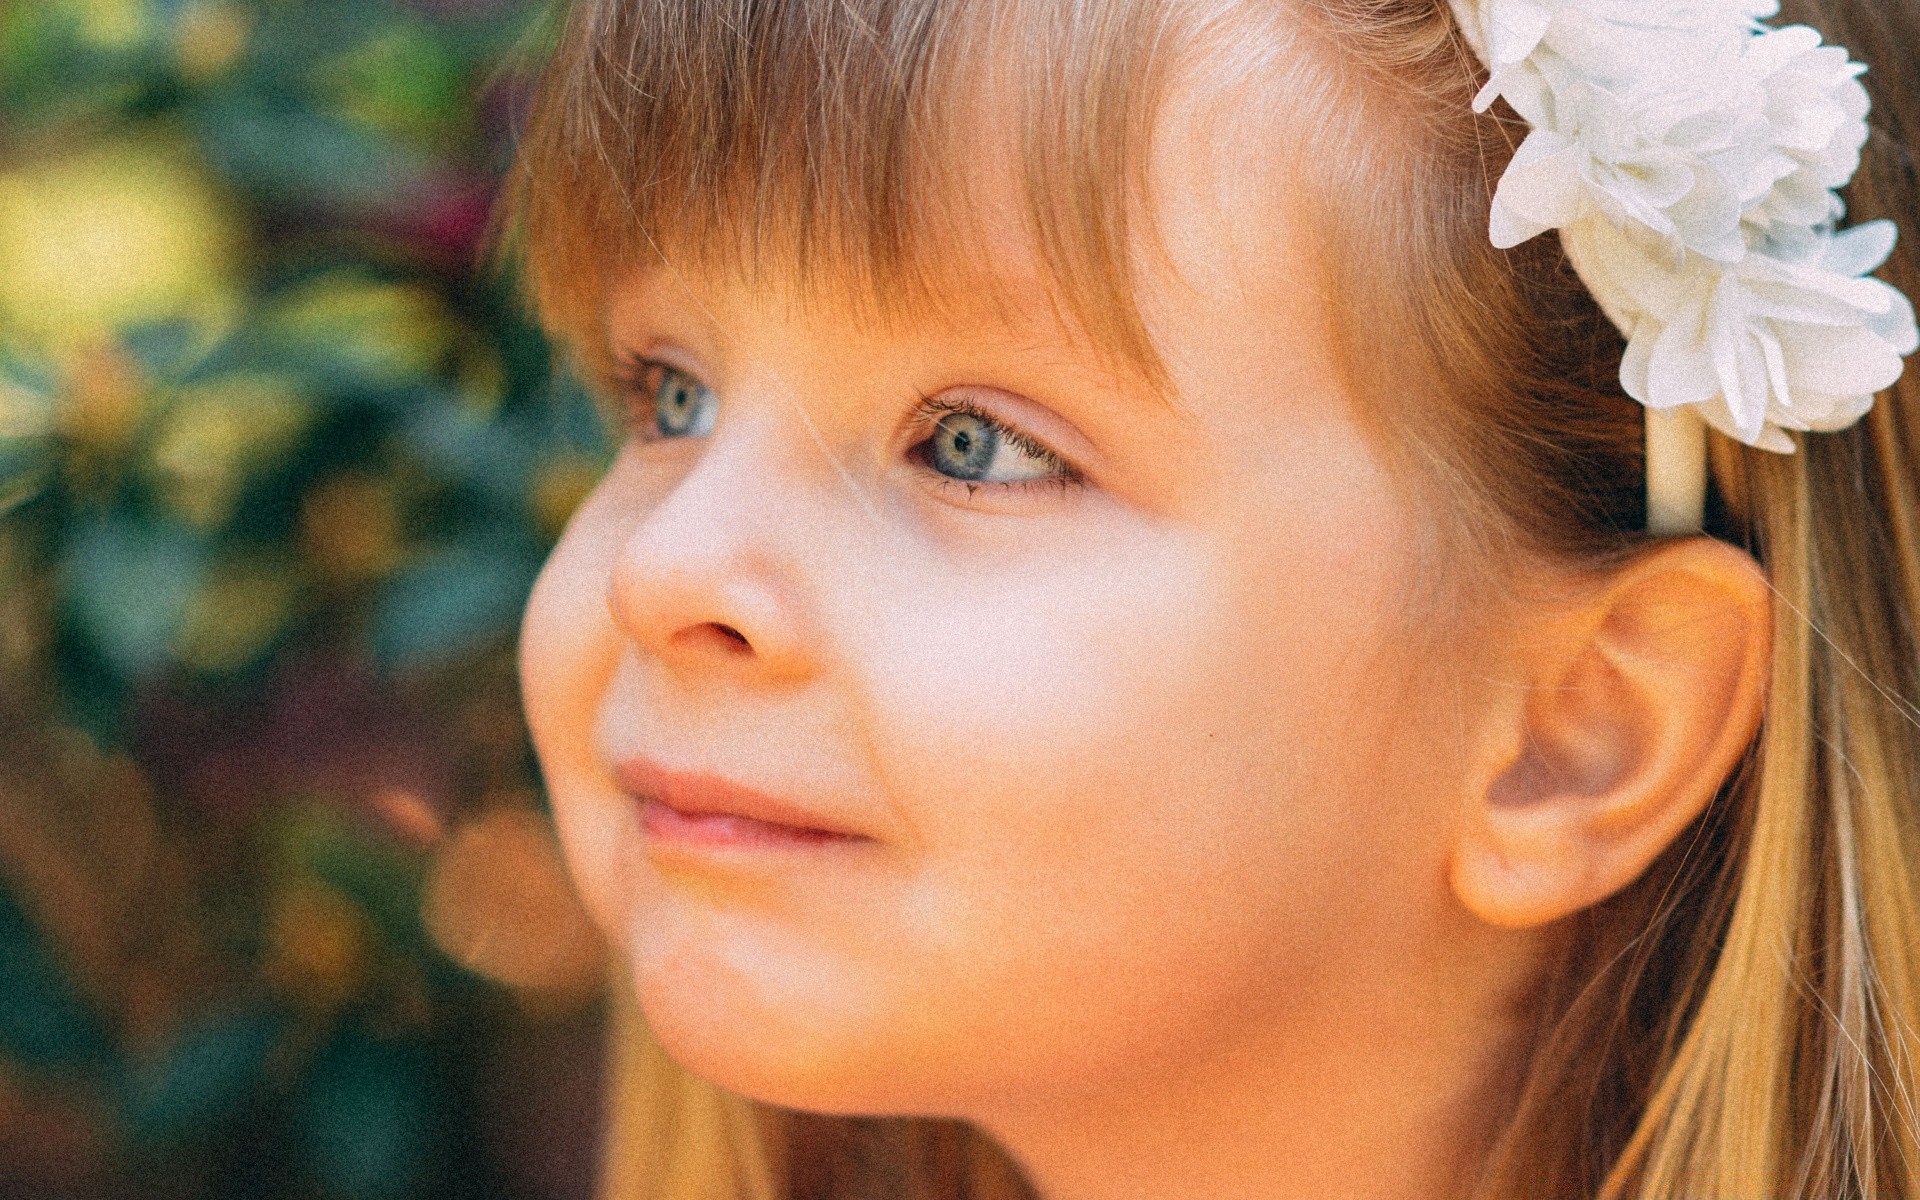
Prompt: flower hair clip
<box><xmin>1447</xmin><ymin>0</ymin><xmax>1919</xmax><ymax>532</ymax></box>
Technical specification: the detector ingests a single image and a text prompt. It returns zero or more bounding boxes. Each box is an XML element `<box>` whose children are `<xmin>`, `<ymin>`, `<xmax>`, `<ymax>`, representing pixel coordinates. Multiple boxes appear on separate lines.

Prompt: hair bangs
<box><xmin>500</xmin><ymin>0</ymin><xmax>1190</xmax><ymax>386</ymax></box>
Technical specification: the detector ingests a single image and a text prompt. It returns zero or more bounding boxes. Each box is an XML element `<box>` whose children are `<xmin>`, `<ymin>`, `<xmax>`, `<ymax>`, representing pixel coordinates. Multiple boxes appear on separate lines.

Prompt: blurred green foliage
<box><xmin>0</xmin><ymin>2</ymin><xmax>613</xmax><ymax>1197</ymax></box>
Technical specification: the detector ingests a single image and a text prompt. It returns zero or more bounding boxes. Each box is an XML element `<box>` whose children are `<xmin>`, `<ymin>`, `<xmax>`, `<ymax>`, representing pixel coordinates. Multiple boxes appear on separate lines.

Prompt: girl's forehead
<box><xmin>517</xmin><ymin>0</ymin><xmax>1336</xmax><ymax>389</ymax></box>
<box><xmin>607</xmin><ymin>64</ymin><xmax>1327</xmax><ymax>373</ymax></box>
<box><xmin>609</xmin><ymin>189</ymin><xmax>1318</xmax><ymax>416</ymax></box>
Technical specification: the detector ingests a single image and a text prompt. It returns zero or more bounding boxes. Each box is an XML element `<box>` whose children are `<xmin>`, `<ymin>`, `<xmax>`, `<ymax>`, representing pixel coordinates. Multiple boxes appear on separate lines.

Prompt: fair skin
<box><xmin>518</xmin><ymin>57</ymin><xmax>1773</xmax><ymax>1200</ymax></box>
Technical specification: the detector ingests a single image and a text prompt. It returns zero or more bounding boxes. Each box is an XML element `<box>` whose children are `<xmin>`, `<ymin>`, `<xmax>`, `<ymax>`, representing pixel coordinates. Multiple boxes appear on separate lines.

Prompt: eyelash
<box><xmin>611</xmin><ymin>355</ymin><xmax>1085</xmax><ymax>498</ymax></box>
<box><xmin>610</xmin><ymin>357</ymin><xmax>682</xmax><ymax>443</ymax></box>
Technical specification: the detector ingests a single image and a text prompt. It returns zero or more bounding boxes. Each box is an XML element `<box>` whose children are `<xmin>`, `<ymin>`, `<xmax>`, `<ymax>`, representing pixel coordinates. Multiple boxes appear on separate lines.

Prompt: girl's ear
<box><xmin>1449</xmin><ymin>539</ymin><xmax>1773</xmax><ymax>930</ymax></box>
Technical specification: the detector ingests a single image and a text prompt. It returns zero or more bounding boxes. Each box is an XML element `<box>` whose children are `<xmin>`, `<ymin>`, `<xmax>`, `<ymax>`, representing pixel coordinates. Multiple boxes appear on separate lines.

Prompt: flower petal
<box><xmin>1645</xmin><ymin>317</ymin><xmax>1720</xmax><ymax>409</ymax></box>
<box><xmin>1778</xmin><ymin>322</ymin><xmax>1906</xmax><ymax>396</ymax></box>
<box><xmin>1488</xmin><ymin>0</ymin><xmax>1554</xmax><ymax>68</ymax></box>
<box><xmin>1822</xmin><ymin>219</ymin><xmax>1898</xmax><ymax>277</ymax></box>
<box><xmin>1490</xmin><ymin>134</ymin><xmax>1585</xmax><ymax>246</ymax></box>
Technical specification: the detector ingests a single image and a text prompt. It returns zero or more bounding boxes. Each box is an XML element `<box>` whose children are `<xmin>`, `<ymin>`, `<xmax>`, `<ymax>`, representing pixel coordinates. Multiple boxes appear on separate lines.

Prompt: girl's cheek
<box><xmin>518</xmin><ymin>479</ymin><xmax>645</xmax><ymax>931</ymax></box>
<box><xmin>796</xmin><ymin>516</ymin><xmax>1426</xmax><ymax>1091</ymax></box>
<box><xmin>853</xmin><ymin>526</ymin><xmax>1292</xmax><ymax>911</ymax></box>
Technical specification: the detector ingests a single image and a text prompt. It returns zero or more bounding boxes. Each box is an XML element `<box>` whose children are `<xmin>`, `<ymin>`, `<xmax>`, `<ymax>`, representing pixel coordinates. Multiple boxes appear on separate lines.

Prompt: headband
<box><xmin>1446</xmin><ymin>0</ymin><xmax>1919</xmax><ymax>532</ymax></box>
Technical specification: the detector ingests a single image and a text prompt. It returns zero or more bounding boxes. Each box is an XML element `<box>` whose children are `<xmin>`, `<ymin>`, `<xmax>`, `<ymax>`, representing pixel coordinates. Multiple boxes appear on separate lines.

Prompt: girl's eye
<box><xmin>914</xmin><ymin>402</ymin><xmax>1075</xmax><ymax>488</ymax></box>
<box><xmin>627</xmin><ymin>362</ymin><xmax>717</xmax><ymax>441</ymax></box>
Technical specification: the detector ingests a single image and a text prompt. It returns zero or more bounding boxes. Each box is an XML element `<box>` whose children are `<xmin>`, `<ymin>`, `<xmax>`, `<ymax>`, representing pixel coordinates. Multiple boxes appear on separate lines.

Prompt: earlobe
<box><xmin>1450</xmin><ymin>539</ymin><xmax>1773</xmax><ymax>930</ymax></box>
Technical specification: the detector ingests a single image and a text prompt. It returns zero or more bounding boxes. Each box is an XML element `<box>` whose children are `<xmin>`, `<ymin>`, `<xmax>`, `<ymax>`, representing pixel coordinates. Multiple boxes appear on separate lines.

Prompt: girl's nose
<box><xmin>605</xmin><ymin>431</ymin><xmax>821</xmax><ymax>686</ymax></box>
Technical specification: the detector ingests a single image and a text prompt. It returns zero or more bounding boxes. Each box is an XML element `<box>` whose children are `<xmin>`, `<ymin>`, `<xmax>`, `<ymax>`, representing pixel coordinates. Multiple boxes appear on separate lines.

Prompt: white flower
<box><xmin>1451</xmin><ymin>0</ymin><xmax>1915</xmax><ymax>453</ymax></box>
<box><xmin>1451</xmin><ymin>0</ymin><xmax>1766</xmax><ymax>80</ymax></box>
<box><xmin>1739</xmin><ymin>25</ymin><xmax>1871</xmax><ymax>240</ymax></box>
<box><xmin>1569</xmin><ymin>219</ymin><xmax>1917</xmax><ymax>449</ymax></box>
<box><xmin>1489</xmin><ymin>71</ymin><xmax>1755</xmax><ymax>260</ymax></box>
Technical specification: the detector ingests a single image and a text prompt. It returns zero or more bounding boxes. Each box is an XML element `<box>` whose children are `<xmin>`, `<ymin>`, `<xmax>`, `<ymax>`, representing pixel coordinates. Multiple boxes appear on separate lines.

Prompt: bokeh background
<box><xmin>0</xmin><ymin>2</ymin><xmax>618</xmax><ymax>1197</ymax></box>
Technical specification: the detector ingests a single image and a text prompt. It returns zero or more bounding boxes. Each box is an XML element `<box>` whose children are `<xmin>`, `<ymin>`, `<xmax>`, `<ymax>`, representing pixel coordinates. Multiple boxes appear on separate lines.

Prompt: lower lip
<box><xmin>639</xmin><ymin>797</ymin><xmax>863</xmax><ymax>851</ymax></box>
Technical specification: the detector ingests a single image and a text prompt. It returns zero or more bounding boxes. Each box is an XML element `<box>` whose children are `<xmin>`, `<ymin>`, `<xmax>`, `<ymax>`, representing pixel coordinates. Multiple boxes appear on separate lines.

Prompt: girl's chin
<box><xmin>632</xmin><ymin>990</ymin><xmax>927</xmax><ymax>1115</ymax></box>
<box><xmin>616</xmin><ymin>913</ymin><xmax>954</xmax><ymax>1116</ymax></box>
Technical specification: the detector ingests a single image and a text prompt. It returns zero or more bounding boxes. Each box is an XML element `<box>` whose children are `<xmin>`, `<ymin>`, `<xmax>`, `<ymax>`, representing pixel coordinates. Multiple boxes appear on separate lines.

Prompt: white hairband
<box><xmin>1446</xmin><ymin>0</ymin><xmax>1919</xmax><ymax>533</ymax></box>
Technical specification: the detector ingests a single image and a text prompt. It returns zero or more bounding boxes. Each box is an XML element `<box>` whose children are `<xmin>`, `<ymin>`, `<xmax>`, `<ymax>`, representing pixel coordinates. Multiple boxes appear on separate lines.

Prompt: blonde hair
<box><xmin>502</xmin><ymin>0</ymin><xmax>1920</xmax><ymax>1195</ymax></box>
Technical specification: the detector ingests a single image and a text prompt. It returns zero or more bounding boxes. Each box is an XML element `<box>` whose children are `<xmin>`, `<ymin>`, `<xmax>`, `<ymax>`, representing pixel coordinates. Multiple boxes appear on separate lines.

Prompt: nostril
<box><xmin>664</xmin><ymin>622</ymin><xmax>752</xmax><ymax>658</ymax></box>
<box><xmin>664</xmin><ymin>622</ymin><xmax>753</xmax><ymax>658</ymax></box>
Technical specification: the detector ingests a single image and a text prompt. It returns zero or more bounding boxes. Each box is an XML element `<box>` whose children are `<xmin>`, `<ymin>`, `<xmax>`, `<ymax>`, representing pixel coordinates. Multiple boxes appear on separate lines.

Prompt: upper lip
<box><xmin>613</xmin><ymin>756</ymin><xmax>870</xmax><ymax>840</ymax></box>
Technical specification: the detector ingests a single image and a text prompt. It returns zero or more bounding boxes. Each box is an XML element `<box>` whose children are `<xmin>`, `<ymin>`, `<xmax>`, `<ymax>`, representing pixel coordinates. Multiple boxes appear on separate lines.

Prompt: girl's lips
<box><xmin>638</xmin><ymin>798</ymin><xmax>857</xmax><ymax>849</ymax></box>
<box><xmin>614</xmin><ymin>757</ymin><xmax>870</xmax><ymax>848</ymax></box>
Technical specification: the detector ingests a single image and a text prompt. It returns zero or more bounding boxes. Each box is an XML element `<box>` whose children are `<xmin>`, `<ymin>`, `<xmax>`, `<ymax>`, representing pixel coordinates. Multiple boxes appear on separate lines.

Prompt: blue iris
<box><xmin>654</xmin><ymin>367</ymin><xmax>716</xmax><ymax>438</ymax></box>
<box><xmin>927</xmin><ymin>411</ymin><xmax>1000</xmax><ymax>480</ymax></box>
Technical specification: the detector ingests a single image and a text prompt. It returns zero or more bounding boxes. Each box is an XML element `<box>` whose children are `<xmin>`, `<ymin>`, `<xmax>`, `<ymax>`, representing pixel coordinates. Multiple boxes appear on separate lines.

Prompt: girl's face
<box><xmin>520</xmin><ymin>81</ymin><xmax>1534</xmax><ymax>1129</ymax></box>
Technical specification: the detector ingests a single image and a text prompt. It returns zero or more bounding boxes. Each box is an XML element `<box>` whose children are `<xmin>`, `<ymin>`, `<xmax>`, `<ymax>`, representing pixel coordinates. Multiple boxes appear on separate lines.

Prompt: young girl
<box><xmin>504</xmin><ymin>0</ymin><xmax>1920</xmax><ymax>1196</ymax></box>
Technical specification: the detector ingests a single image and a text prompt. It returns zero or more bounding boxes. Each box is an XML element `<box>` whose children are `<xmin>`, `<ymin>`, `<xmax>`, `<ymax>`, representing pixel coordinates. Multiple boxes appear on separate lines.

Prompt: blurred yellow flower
<box><xmin>0</xmin><ymin>141</ymin><xmax>240</xmax><ymax>350</ymax></box>
<box><xmin>54</xmin><ymin>0</ymin><xmax>152</xmax><ymax>49</ymax></box>
<box><xmin>174</xmin><ymin>1</ymin><xmax>250</xmax><ymax>85</ymax></box>
<box><xmin>266</xmin><ymin>273</ymin><xmax>457</xmax><ymax>387</ymax></box>
<box><xmin>301</xmin><ymin>472</ymin><xmax>405</xmax><ymax>583</ymax></box>
<box><xmin>144</xmin><ymin>374</ymin><xmax>310</xmax><ymax>527</ymax></box>
<box><xmin>174</xmin><ymin>555</ymin><xmax>302</xmax><ymax>673</ymax></box>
